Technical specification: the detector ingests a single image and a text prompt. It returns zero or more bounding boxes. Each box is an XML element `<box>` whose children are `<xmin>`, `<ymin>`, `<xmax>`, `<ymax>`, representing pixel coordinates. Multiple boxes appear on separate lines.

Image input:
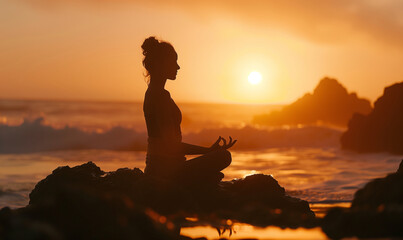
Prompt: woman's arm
<box><xmin>181</xmin><ymin>136</ymin><xmax>237</xmax><ymax>155</ymax></box>
<box><xmin>181</xmin><ymin>142</ymin><xmax>210</xmax><ymax>155</ymax></box>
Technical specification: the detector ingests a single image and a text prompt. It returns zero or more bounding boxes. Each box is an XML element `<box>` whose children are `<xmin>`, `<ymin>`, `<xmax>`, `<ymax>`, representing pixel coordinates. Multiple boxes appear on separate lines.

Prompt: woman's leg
<box><xmin>184</xmin><ymin>149</ymin><xmax>232</xmax><ymax>173</ymax></box>
<box><xmin>177</xmin><ymin>149</ymin><xmax>232</xmax><ymax>184</ymax></box>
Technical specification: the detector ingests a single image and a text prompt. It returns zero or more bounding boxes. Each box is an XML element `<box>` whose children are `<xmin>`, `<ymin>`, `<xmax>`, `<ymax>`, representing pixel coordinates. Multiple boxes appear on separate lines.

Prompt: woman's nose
<box><xmin>177</xmin><ymin>64</ymin><xmax>180</xmax><ymax>70</ymax></box>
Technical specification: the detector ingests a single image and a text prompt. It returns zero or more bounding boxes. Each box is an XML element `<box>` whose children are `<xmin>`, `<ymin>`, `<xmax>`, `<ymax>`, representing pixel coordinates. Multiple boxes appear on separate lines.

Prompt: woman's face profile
<box><xmin>162</xmin><ymin>50</ymin><xmax>180</xmax><ymax>80</ymax></box>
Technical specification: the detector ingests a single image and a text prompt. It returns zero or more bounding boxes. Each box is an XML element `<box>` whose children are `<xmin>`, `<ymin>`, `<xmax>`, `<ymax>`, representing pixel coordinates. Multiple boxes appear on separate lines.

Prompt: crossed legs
<box><xmin>177</xmin><ymin>149</ymin><xmax>232</xmax><ymax>185</ymax></box>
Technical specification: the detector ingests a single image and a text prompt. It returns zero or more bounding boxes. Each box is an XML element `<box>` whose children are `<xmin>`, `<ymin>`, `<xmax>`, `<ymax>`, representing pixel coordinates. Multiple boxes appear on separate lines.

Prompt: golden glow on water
<box><xmin>181</xmin><ymin>225</ymin><xmax>327</xmax><ymax>240</ymax></box>
<box><xmin>310</xmin><ymin>202</ymin><xmax>351</xmax><ymax>218</ymax></box>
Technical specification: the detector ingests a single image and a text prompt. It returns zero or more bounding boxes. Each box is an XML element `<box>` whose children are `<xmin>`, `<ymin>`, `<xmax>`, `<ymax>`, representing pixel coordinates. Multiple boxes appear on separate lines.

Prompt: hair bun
<box><xmin>141</xmin><ymin>36</ymin><xmax>160</xmax><ymax>56</ymax></box>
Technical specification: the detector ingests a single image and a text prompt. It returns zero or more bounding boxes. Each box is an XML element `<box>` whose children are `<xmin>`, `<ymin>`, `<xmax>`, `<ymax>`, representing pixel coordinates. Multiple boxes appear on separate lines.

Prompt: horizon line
<box><xmin>0</xmin><ymin>97</ymin><xmax>288</xmax><ymax>106</ymax></box>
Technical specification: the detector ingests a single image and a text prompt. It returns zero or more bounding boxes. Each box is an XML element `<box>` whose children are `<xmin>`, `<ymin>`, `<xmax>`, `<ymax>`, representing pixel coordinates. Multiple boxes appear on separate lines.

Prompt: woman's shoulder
<box><xmin>145</xmin><ymin>87</ymin><xmax>170</xmax><ymax>97</ymax></box>
<box><xmin>144</xmin><ymin>88</ymin><xmax>170</xmax><ymax>108</ymax></box>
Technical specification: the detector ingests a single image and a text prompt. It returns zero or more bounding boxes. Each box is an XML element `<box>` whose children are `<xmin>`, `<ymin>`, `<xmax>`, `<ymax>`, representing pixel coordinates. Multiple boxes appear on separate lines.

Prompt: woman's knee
<box><xmin>217</xmin><ymin>149</ymin><xmax>232</xmax><ymax>167</ymax></box>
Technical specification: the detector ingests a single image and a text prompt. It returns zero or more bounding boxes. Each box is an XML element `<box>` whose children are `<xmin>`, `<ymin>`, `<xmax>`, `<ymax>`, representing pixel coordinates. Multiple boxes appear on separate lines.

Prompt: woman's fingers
<box><xmin>228</xmin><ymin>139</ymin><xmax>237</xmax><ymax>148</ymax></box>
<box><xmin>211</xmin><ymin>136</ymin><xmax>237</xmax><ymax>150</ymax></box>
<box><xmin>221</xmin><ymin>137</ymin><xmax>227</xmax><ymax>147</ymax></box>
<box><xmin>226</xmin><ymin>136</ymin><xmax>233</xmax><ymax>146</ymax></box>
<box><xmin>209</xmin><ymin>136</ymin><xmax>222</xmax><ymax>151</ymax></box>
<box><xmin>213</xmin><ymin>136</ymin><xmax>221</xmax><ymax>145</ymax></box>
<box><xmin>224</xmin><ymin>136</ymin><xmax>237</xmax><ymax>149</ymax></box>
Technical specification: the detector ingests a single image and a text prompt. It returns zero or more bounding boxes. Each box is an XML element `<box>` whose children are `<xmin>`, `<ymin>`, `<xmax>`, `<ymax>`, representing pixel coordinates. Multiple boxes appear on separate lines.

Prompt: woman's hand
<box><xmin>209</xmin><ymin>136</ymin><xmax>237</xmax><ymax>151</ymax></box>
<box><xmin>221</xmin><ymin>136</ymin><xmax>237</xmax><ymax>149</ymax></box>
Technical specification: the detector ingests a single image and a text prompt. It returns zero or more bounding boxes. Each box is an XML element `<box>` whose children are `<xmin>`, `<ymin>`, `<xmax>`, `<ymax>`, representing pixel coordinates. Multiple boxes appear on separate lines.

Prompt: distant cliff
<box><xmin>341</xmin><ymin>82</ymin><xmax>403</xmax><ymax>154</ymax></box>
<box><xmin>253</xmin><ymin>77</ymin><xmax>372</xmax><ymax>127</ymax></box>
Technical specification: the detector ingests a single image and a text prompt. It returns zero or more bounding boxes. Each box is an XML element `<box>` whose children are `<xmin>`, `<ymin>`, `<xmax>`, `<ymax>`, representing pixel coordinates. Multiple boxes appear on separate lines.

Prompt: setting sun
<box><xmin>248</xmin><ymin>71</ymin><xmax>262</xmax><ymax>85</ymax></box>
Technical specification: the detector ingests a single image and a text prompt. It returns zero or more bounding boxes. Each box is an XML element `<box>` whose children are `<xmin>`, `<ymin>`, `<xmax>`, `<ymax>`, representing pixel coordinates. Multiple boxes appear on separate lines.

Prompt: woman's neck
<box><xmin>149</xmin><ymin>76</ymin><xmax>167</xmax><ymax>90</ymax></box>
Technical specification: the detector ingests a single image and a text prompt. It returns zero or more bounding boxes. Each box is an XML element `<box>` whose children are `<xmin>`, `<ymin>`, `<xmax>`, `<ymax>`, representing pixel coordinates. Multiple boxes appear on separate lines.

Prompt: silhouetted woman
<box><xmin>141</xmin><ymin>36</ymin><xmax>236</xmax><ymax>185</ymax></box>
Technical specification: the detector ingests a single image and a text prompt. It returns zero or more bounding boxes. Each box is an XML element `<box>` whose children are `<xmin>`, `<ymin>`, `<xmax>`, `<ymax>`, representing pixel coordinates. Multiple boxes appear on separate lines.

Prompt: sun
<box><xmin>248</xmin><ymin>71</ymin><xmax>262</xmax><ymax>85</ymax></box>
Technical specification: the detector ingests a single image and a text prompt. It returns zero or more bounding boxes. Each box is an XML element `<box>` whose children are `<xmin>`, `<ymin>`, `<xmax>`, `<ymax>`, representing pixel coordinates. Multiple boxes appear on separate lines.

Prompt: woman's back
<box><xmin>143</xmin><ymin>87</ymin><xmax>185</xmax><ymax>177</ymax></box>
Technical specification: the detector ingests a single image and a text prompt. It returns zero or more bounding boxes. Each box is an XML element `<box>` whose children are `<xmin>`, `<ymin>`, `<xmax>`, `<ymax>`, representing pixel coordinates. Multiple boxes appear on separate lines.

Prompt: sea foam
<box><xmin>0</xmin><ymin>117</ymin><xmax>342</xmax><ymax>153</ymax></box>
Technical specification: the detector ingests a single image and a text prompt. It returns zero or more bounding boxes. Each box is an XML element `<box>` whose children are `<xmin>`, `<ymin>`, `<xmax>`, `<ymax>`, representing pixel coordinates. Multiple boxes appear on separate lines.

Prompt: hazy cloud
<box><xmin>23</xmin><ymin>0</ymin><xmax>403</xmax><ymax>47</ymax></box>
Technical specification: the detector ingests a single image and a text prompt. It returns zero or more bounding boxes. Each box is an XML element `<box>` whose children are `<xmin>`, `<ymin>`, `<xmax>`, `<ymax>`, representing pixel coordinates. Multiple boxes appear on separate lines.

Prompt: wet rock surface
<box><xmin>253</xmin><ymin>77</ymin><xmax>372</xmax><ymax>127</ymax></box>
<box><xmin>0</xmin><ymin>162</ymin><xmax>315</xmax><ymax>239</ymax></box>
<box><xmin>322</xmin><ymin>159</ymin><xmax>403</xmax><ymax>239</ymax></box>
<box><xmin>341</xmin><ymin>82</ymin><xmax>403</xmax><ymax>154</ymax></box>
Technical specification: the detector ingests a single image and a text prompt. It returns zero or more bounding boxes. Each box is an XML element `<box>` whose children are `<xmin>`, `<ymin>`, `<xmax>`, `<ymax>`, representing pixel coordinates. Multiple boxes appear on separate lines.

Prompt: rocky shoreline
<box><xmin>1</xmin><ymin>159</ymin><xmax>402</xmax><ymax>239</ymax></box>
<box><xmin>0</xmin><ymin>162</ymin><xmax>315</xmax><ymax>240</ymax></box>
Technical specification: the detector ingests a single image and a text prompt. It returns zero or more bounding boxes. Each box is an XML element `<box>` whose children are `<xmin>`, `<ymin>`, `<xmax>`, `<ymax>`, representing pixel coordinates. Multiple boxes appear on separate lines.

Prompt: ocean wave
<box><xmin>0</xmin><ymin>104</ymin><xmax>29</xmax><ymax>112</ymax></box>
<box><xmin>0</xmin><ymin>188</ymin><xmax>30</xmax><ymax>209</ymax></box>
<box><xmin>0</xmin><ymin>118</ymin><xmax>147</xmax><ymax>153</ymax></box>
<box><xmin>0</xmin><ymin>118</ymin><xmax>342</xmax><ymax>153</ymax></box>
<box><xmin>0</xmin><ymin>188</ymin><xmax>10</xmax><ymax>197</ymax></box>
<box><xmin>184</xmin><ymin>125</ymin><xmax>342</xmax><ymax>150</ymax></box>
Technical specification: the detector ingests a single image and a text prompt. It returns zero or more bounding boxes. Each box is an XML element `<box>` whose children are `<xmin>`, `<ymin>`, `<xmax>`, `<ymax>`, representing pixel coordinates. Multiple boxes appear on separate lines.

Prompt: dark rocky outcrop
<box><xmin>253</xmin><ymin>77</ymin><xmax>372</xmax><ymax>127</ymax></box>
<box><xmin>1</xmin><ymin>163</ymin><xmax>179</xmax><ymax>240</ymax></box>
<box><xmin>322</xmin><ymin>159</ymin><xmax>403</xmax><ymax>239</ymax></box>
<box><xmin>0</xmin><ymin>162</ymin><xmax>315</xmax><ymax>239</ymax></box>
<box><xmin>219</xmin><ymin>174</ymin><xmax>315</xmax><ymax>228</ymax></box>
<box><xmin>341</xmin><ymin>82</ymin><xmax>403</xmax><ymax>154</ymax></box>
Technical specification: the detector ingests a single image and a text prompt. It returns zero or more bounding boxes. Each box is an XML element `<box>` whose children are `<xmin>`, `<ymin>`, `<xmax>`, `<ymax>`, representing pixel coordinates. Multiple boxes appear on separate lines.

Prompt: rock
<box><xmin>322</xmin><ymin>159</ymin><xmax>403</xmax><ymax>239</ymax></box>
<box><xmin>0</xmin><ymin>206</ymin><xmax>63</xmax><ymax>240</ymax></box>
<box><xmin>1</xmin><ymin>162</ymin><xmax>316</xmax><ymax>239</ymax></box>
<box><xmin>341</xmin><ymin>82</ymin><xmax>403</xmax><ymax>154</ymax></box>
<box><xmin>253</xmin><ymin>77</ymin><xmax>372</xmax><ymax>127</ymax></box>
<box><xmin>351</xmin><ymin>161</ymin><xmax>403</xmax><ymax>209</ymax></box>
<box><xmin>220</xmin><ymin>174</ymin><xmax>315</xmax><ymax>228</ymax></box>
<box><xmin>19</xmin><ymin>162</ymin><xmax>177</xmax><ymax>240</ymax></box>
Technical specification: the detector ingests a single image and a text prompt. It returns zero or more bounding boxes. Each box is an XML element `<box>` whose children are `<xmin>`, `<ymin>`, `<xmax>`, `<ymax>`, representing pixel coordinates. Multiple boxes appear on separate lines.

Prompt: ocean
<box><xmin>1</xmin><ymin>99</ymin><xmax>402</xmax><ymax>239</ymax></box>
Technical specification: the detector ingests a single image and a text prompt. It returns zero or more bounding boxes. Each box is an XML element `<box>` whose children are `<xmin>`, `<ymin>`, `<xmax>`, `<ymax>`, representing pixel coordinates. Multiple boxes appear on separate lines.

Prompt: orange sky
<box><xmin>1</xmin><ymin>0</ymin><xmax>403</xmax><ymax>104</ymax></box>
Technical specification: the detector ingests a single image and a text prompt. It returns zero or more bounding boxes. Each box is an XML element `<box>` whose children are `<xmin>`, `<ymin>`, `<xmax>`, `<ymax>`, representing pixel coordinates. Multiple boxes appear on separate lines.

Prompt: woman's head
<box><xmin>141</xmin><ymin>36</ymin><xmax>180</xmax><ymax>80</ymax></box>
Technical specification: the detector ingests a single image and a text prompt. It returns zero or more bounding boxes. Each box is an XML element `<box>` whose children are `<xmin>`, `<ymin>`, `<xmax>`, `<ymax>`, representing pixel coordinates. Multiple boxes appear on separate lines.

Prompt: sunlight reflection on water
<box><xmin>181</xmin><ymin>225</ymin><xmax>327</xmax><ymax>240</ymax></box>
